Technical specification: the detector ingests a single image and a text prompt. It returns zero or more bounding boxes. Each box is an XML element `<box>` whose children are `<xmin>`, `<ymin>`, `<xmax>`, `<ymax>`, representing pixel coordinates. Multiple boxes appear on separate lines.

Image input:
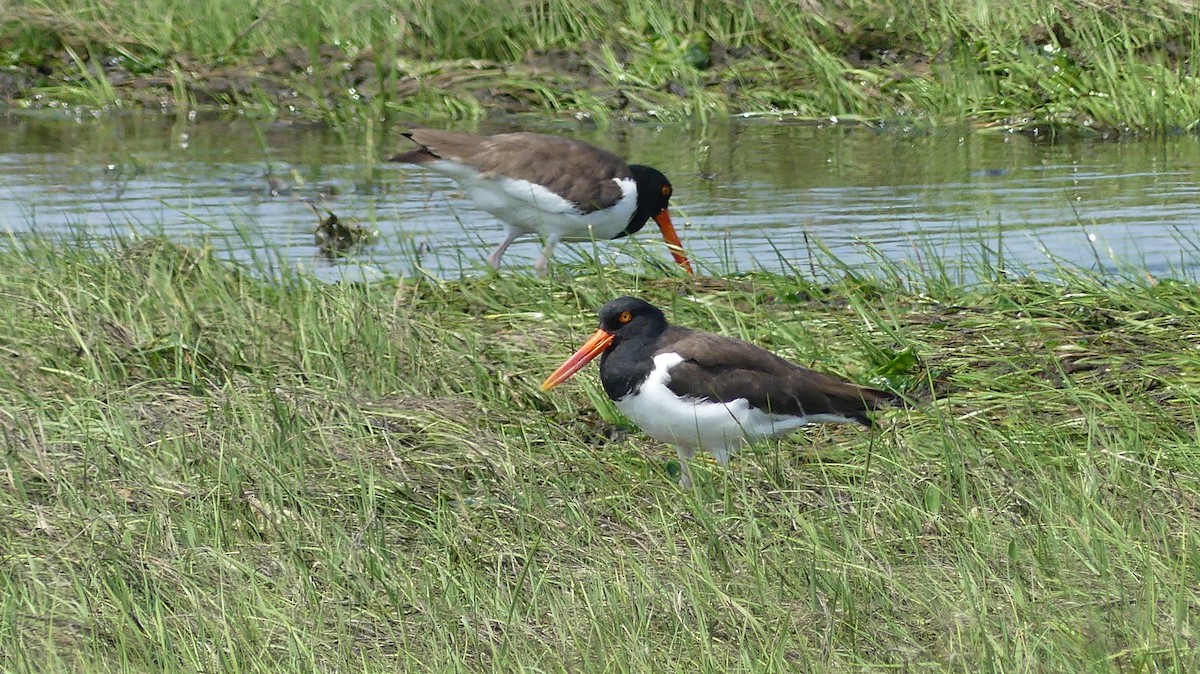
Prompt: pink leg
<box><xmin>486</xmin><ymin>227</ymin><xmax>521</xmax><ymax>270</ymax></box>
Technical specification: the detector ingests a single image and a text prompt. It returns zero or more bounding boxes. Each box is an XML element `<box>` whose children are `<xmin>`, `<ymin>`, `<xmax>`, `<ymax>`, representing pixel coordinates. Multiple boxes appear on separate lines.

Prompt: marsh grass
<box><xmin>2</xmin><ymin>0</ymin><xmax>1198</xmax><ymax>131</ymax></box>
<box><xmin>1</xmin><ymin>232</ymin><xmax>1199</xmax><ymax>671</ymax></box>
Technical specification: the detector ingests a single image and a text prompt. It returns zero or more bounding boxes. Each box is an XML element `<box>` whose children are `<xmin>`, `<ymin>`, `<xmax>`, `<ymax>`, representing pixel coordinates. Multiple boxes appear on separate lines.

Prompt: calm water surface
<box><xmin>2</xmin><ymin>112</ymin><xmax>1198</xmax><ymax>282</ymax></box>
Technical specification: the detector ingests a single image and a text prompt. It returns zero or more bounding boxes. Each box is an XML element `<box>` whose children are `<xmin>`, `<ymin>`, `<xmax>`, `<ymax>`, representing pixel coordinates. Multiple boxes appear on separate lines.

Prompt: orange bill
<box><xmin>540</xmin><ymin>328</ymin><xmax>615</xmax><ymax>390</ymax></box>
<box><xmin>653</xmin><ymin>210</ymin><xmax>694</xmax><ymax>275</ymax></box>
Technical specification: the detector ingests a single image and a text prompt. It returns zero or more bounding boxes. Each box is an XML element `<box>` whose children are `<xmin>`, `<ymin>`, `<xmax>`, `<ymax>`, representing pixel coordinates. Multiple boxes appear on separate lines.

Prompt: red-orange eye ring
<box><xmin>618</xmin><ymin>311</ymin><xmax>633</xmax><ymax>323</ymax></box>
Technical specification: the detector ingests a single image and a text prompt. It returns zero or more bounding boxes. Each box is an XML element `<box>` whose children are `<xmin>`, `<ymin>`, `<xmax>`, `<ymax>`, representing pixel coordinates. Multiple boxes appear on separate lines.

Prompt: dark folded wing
<box><xmin>397</xmin><ymin>129</ymin><xmax>630</xmax><ymax>213</ymax></box>
<box><xmin>659</xmin><ymin>327</ymin><xmax>895</xmax><ymax>425</ymax></box>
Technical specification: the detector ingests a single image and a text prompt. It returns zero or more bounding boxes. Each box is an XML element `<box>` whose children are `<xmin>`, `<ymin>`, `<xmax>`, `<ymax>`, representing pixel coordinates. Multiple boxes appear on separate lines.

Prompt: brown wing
<box><xmin>659</xmin><ymin>327</ymin><xmax>898</xmax><ymax>425</ymax></box>
<box><xmin>392</xmin><ymin>129</ymin><xmax>631</xmax><ymax>213</ymax></box>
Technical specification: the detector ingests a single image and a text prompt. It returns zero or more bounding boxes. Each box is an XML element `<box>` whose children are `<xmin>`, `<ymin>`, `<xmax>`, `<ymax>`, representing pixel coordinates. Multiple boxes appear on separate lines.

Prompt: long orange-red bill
<box><xmin>653</xmin><ymin>210</ymin><xmax>694</xmax><ymax>275</ymax></box>
<box><xmin>541</xmin><ymin>328</ymin><xmax>615</xmax><ymax>390</ymax></box>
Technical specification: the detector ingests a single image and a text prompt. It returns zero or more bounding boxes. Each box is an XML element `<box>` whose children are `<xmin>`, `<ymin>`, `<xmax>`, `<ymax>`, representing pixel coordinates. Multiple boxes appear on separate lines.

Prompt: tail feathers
<box><xmin>389</xmin><ymin>132</ymin><xmax>438</xmax><ymax>163</ymax></box>
<box><xmin>849</xmin><ymin>385</ymin><xmax>910</xmax><ymax>427</ymax></box>
<box><xmin>865</xmin><ymin>385</ymin><xmax>909</xmax><ymax>409</ymax></box>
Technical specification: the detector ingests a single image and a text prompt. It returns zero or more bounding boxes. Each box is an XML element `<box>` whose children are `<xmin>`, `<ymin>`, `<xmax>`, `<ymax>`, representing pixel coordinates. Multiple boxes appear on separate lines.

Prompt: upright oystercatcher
<box><xmin>541</xmin><ymin>297</ymin><xmax>901</xmax><ymax>478</ymax></box>
<box><xmin>391</xmin><ymin>128</ymin><xmax>693</xmax><ymax>275</ymax></box>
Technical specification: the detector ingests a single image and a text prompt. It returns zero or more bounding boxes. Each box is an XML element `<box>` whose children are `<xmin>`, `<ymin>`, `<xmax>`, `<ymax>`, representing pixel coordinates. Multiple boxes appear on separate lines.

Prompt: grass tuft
<box><xmin>1</xmin><ymin>0</ymin><xmax>1198</xmax><ymax>131</ymax></box>
<box><xmin>1</xmin><ymin>233</ymin><xmax>1199</xmax><ymax>670</ymax></box>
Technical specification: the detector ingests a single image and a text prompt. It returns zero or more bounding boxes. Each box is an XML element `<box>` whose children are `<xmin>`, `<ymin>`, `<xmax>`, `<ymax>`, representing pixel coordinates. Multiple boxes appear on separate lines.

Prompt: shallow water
<box><xmin>2</xmin><ymin>111</ymin><xmax>1198</xmax><ymax>282</ymax></box>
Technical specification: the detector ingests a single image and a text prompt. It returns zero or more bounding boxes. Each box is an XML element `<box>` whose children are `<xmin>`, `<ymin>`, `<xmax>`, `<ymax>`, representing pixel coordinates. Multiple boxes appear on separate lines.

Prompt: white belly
<box><xmin>426</xmin><ymin>160</ymin><xmax>638</xmax><ymax>241</ymax></box>
<box><xmin>614</xmin><ymin>353</ymin><xmax>856</xmax><ymax>463</ymax></box>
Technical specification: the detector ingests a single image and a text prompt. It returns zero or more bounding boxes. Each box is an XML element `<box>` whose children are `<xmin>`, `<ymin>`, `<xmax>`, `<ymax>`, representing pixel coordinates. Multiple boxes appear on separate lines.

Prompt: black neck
<box><xmin>598</xmin><ymin>318</ymin><xmax>669</xmax><ymax>400</ymax></box>
<box><xmin>620</xmin><ymin>164</ymin><xmax>659</xmax><ymax>238</ymax></box>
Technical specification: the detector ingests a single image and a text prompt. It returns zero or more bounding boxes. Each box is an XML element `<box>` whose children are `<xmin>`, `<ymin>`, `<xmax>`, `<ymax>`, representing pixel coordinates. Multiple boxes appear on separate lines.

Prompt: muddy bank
<box><xmin>1</xmin><ymin>2</ymin><xmax>1196</xmax><ymax>134</ymax></box>
<box><xmin>0</xmin><ymin>40</ymin><xmax>812</xmax><ymax>118</ymax></box>
<box><xmin>0</xmin><ymin>34</ymin><xmax>1136</xmax><ymax>129</ymax></box>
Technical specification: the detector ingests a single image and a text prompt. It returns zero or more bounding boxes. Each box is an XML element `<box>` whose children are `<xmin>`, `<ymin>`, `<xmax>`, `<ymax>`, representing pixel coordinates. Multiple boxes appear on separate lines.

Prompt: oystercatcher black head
<box><xmin>391</xmin><ymin>128</ymin><xmax>693</xmax><ymax>275</ymax></box>
<box><xmin>623</xmin><ymin>164</ymin><xmax>672</xmax><ymax>235</ymax></box>
<box><xmin>542</xmin><ymin>296</ymin><xmax>901</xmax><ymax>471</ymax></box>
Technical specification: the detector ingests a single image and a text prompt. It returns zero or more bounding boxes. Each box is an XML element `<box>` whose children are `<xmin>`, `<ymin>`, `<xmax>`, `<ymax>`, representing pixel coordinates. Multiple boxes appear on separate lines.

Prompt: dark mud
<box><xmin>1</xmin><ymin>2</ymin><xmax>1197</xmax><ymax>132</ymax></box>
<box><xmin>0</xmin><ymin>39</ymin><xmax>914</xmax><ymax>118</ymax></box>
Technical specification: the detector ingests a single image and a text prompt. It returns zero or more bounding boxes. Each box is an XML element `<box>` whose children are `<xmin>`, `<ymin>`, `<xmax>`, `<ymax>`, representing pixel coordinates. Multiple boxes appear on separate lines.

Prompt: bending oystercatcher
<box><xmin>541</xmin><ymin>297</ymin><xmax>900</xmax><ymax>475</ymax></box>
<box><xmin>391</xmin><ymin>128</ymin><xmax>693</xmax><ymax>275</ymax></box>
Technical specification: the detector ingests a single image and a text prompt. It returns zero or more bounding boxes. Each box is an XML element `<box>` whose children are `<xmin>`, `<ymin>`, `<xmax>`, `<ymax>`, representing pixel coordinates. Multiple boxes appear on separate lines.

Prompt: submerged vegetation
<box><xmin>1</xmin><ymin>235</ymin><xmax>1198</xmax><ymax>670</ymax></box>
<box><xmin>1</xmin><ymin>0</ymin><xmax>1198</xmax><ymax>132</ymax></box>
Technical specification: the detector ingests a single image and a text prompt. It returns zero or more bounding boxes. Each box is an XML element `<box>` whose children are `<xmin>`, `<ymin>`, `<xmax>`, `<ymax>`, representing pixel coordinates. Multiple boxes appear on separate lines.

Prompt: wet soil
<box><xmin>0</xmin><ymin>8</ymin><xmax>1194</xmax><ymax>126</ymax></box>
<box><xmin>0</xmin><ymin>39</ymin><xmax>907</xmax><ymax>117</ymax></box>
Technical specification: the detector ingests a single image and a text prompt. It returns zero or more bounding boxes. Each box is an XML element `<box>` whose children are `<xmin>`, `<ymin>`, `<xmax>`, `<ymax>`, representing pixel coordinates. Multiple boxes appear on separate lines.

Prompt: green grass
<box><xmin>1</xmin><ymin>233</ymin><xmax>1199</xmax><ymax>671</ymax></box>
<box><xmin>1</xmin><ymin>0</ymin><xmax>1198</xmax><ymax>132</ymax></box>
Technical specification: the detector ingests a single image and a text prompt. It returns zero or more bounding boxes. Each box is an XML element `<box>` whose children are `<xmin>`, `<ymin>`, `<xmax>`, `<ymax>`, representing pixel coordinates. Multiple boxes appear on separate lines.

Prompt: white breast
<box><xmin>614</xmin><ymin>353</ymin><xmax>857</xmax><ymax>463</ymax></box>
<box><xmin>425</xmin><ymin>160</ymin><xmax>638</xmax><ymax>241</ymax></box>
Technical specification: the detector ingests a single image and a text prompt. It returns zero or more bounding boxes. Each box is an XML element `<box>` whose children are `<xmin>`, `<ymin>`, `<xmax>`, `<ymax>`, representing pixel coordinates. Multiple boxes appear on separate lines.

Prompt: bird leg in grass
<box><xmin>674</xmin><ymin>445</ymin><xmax>731</xmax><ymax>489</ymax></box>
<box><xmin>534</xmin><ymin>234</ymin><xmax>562</xmax><ymax>277</ymax></box>
<box><xmin>486</xmin><ymin>228</ymin><xmax>521</xmax><ymax>270</ymax></box>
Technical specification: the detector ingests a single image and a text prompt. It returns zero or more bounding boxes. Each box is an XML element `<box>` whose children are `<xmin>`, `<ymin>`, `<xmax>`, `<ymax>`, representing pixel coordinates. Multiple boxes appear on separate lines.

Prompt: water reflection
<box><xmin>1</xmin><ymin>111</ymin><xmax>1197</xmax><ymax>282</ymax></box>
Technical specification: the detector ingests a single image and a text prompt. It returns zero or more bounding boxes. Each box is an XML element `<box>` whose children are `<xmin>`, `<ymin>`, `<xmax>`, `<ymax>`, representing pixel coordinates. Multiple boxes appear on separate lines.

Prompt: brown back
<box><xmin>392</xmin><ymin>129</ymin><xmax>631</xmax><ymax>213</ymax></box>
<box><xmin>658</xmin><ymin>327</ymin><xmax>899</xmax><ymax>425</ymax></box>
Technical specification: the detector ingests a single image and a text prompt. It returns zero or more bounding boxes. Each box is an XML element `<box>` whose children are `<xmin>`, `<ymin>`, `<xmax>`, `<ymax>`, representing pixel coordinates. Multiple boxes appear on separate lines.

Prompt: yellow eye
<box><xmin>618</xmin><ymin>311</ymin><xmax>633</xmax><ymax>324</ymax></box>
